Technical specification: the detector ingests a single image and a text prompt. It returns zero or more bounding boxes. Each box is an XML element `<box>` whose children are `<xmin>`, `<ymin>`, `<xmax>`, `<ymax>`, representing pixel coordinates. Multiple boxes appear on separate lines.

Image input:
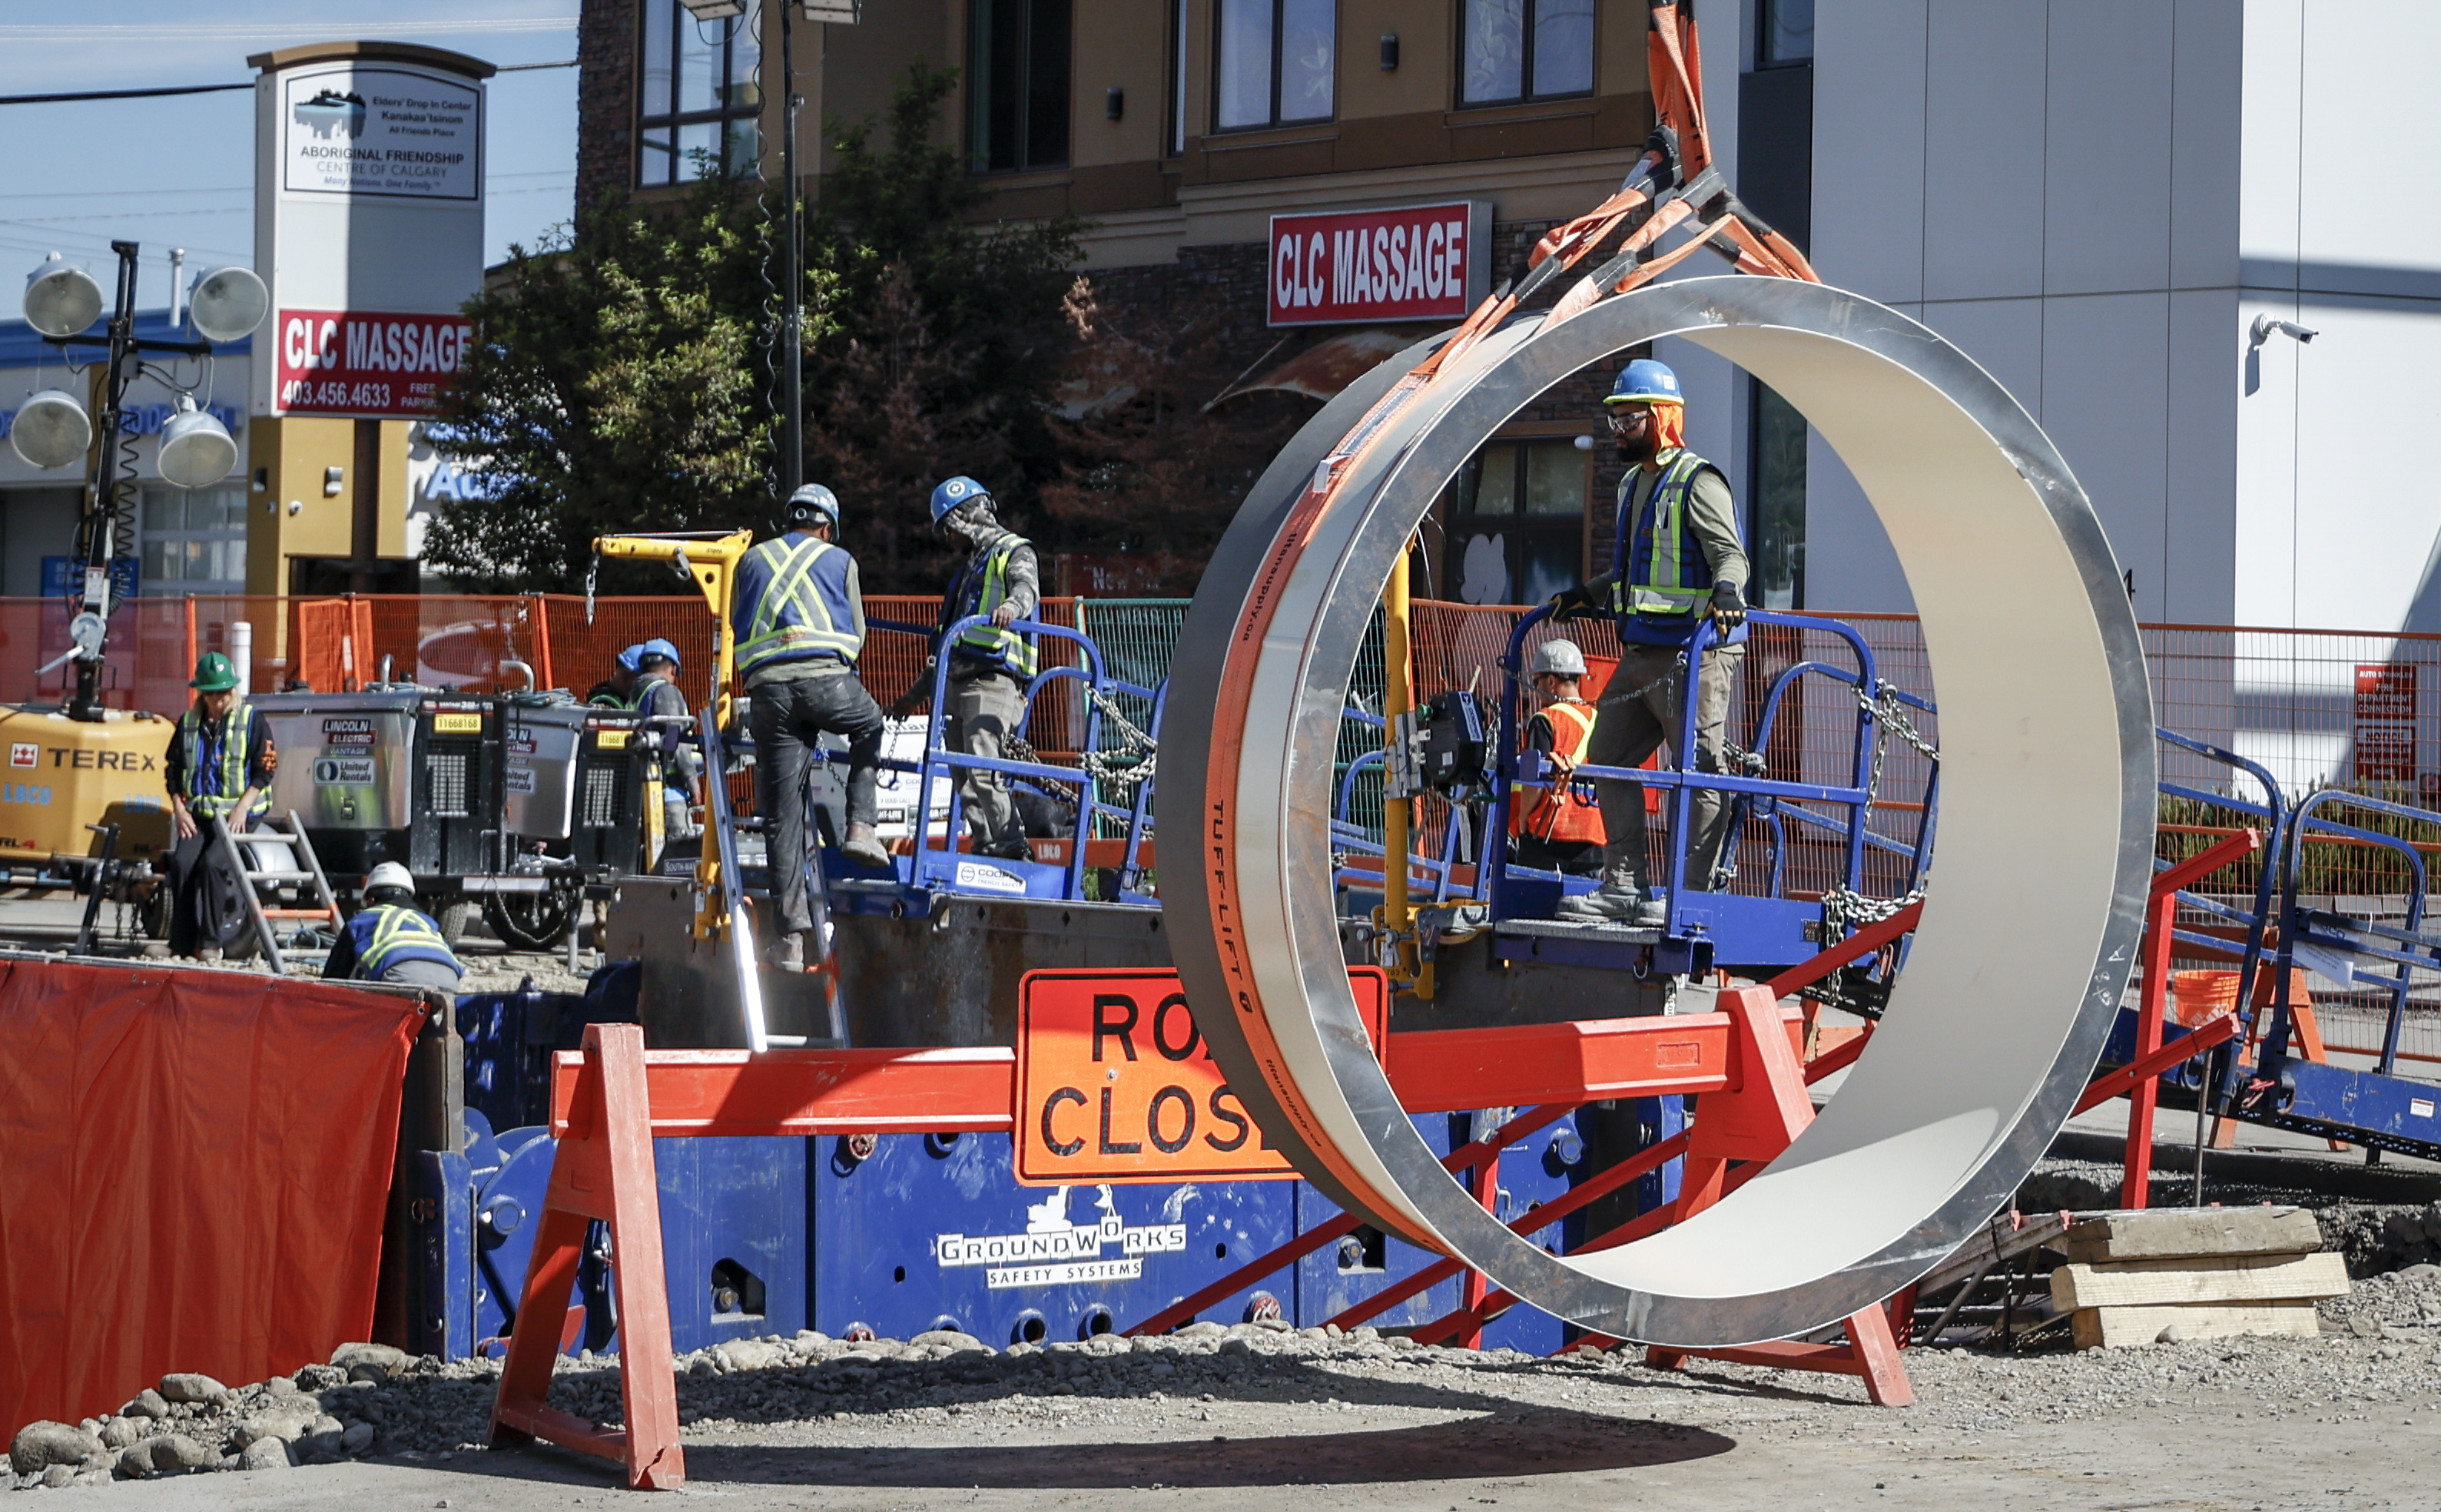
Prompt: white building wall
<box><xmin>1804</xmin><ymin>0</ymin><xmax>2253</xmax><ymax>625</ymax></box>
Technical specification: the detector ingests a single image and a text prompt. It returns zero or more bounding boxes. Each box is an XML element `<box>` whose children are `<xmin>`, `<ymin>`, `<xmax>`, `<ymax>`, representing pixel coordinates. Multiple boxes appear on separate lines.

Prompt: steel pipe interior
<box><xmin>1160</xmin><ymin>277</ymin><xmax>2155</xmax><ymax>1346</ymax></box>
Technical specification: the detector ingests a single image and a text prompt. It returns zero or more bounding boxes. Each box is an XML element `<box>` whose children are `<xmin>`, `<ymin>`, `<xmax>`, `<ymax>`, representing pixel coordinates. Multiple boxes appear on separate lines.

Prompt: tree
<box><xmin>1039</xmin><ymin>279</ymin><xmax>1318</xmax><ymax>593</ymax></box>
<box><xmin>426</xmin><ymin>179</ymin><xmax>801</xmax><ymax>592</ymax></box>
<box><xmin>801</xmin><ymin>65</ymin><xmax>1083</xmax><ymax>592</ymax></box>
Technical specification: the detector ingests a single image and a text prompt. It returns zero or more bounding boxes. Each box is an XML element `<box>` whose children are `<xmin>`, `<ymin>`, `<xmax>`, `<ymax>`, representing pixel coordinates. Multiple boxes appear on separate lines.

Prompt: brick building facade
<box><xmin>571</xmin><ymin>1</ymin><xmax>1803</xmax><ymax>605</ymax></box>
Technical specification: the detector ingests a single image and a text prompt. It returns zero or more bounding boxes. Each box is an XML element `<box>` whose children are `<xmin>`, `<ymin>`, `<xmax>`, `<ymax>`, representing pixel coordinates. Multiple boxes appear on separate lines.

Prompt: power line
<box><xmin>0</xmin><ymin>58</ymin><xmax>574</xmax><ymax>108</ymax></box>
<box><xmin>0</xmin><ymin>18</ymin><xmax>576</xmax><ymax>40</ymax></box>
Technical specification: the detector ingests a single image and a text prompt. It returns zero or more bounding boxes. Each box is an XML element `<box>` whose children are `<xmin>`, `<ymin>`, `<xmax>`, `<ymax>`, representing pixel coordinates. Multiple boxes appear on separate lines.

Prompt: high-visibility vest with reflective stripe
<box><xmin>176</xmin><ymin>701</ymin><xmax>270</xmax><ymax>820</ymax></box>
<box><xmin>1612</xmin><ymin>449</ymin><xmax>1721</xmax><ymax>619</ymax></box>
<box><xmin>1510</xmin><ymin>699</ymin><xmax>1606</xmax><ymax>844</ymax></box>
<box><xmin>946</xmin><ymin>534</ymin><xmax>1039</xmax><ymax>679</ymax></box>
<box><xmin>348</xmin><ymin>904</ymin><xmax>461</xmax><ymax>980</ymax></box>
<box><xmin>734</xmin><ymin>533</ymin><xmax>864</xmax><ymax>679</ymax></box>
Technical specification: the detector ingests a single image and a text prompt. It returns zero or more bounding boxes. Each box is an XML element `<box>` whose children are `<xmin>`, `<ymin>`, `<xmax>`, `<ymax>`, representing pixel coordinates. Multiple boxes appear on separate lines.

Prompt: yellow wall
<box><xmin>243</xmin><ymin>415</ymin><xmax>413</xmax><ymax>595</ymax></box>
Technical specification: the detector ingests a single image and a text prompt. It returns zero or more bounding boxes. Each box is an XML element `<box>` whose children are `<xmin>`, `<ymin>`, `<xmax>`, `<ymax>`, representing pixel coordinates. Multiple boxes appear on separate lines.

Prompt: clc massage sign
<box><xmin>1267</xmin><ymin>201</ymin><xmax>1487</xmax><ymax>327</ymax></box>
<box><xmin>274</xmin><ymin>309</ymin><xmax>475</xmax><ymax>419</ymax></box>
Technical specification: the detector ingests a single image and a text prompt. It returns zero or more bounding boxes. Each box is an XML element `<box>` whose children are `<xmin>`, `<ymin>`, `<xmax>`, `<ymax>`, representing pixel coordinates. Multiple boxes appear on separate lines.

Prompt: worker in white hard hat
<box><xmin>1509</xmin><ymin>638</ymin><xmax>1605</xmax><ymax>878</ymax></box>
<box><xmin>323</xmin><ymin>863</ymin><xmax>464</xmax><ymax>990</ymax></box>
<box><xmin>1546</xmin><ymin>357</ymin><xmax>1749</xmax><ymax>926</ymax></box>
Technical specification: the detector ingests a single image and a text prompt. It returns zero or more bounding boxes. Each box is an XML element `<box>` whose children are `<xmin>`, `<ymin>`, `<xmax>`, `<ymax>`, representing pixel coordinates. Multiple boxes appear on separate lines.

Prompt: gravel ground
<box><xmin>18</xmin><ymin>1314</ymin><xmax>2441</xmax><ymax>1509</ymax></box>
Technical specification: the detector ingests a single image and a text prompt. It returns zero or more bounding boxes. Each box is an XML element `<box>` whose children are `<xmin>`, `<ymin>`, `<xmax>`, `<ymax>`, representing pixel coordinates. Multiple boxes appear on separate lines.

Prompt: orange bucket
<box><xmin>2171</xmin><ymin>970</ymin><xmax>2241</xmax><ymax>1027</ymax></box>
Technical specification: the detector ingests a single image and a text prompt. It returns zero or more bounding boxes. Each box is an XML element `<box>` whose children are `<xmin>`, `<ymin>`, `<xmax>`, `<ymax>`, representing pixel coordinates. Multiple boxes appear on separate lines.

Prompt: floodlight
<box><xmin>187</xmin><ymin>266</ymin><xmax>268</xmax><ymax>344</ymax></box>
<box><xmin>156</xmin><ymin>396</ymin><xmax>239</xmax><ymax>489</ymax></box>
<box><xmin>678</xmin><ymin>0</ymin><xmax>746</xmax><ymax>17</ymax></box>
<box><xmin>8</xmin><ymin>388</ymin><xmax>92</xmax><ymax>469</ymax></box>
<box><xmin>22</xmin><ymin>254</ymin><xmax>102</xmax><ymax>339</ymax></box>
<box><xmin>801</xmin><ymin>1</ymin><xmax>863</xmax><ymax>19</ymax></box>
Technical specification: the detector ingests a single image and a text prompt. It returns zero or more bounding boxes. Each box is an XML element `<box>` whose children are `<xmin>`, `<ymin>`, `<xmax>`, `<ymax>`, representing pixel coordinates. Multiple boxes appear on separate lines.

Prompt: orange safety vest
<box><xmin>1511</xmin><ymin>699</ymin><xmax>1607</xmax><ymax>844</ymax></box>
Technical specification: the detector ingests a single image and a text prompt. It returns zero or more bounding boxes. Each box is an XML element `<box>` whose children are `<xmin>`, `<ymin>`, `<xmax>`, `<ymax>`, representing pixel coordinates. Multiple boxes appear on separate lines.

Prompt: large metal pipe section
<box><xmin>1159</xmin><ymin>277</ymin><xmax>2155</xmax><ymax>1347</ymax></box>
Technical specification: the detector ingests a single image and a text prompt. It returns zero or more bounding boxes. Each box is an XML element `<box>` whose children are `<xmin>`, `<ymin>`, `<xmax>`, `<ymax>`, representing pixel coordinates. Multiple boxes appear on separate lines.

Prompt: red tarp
<box><xmin>0</xmin><ymin>959</ymin><xmax>426</xmax><ymax>1437</ymax></box>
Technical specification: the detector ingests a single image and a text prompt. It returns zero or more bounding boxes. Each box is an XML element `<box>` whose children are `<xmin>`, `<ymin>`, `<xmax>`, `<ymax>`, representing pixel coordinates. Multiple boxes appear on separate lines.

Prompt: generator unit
<box><xmin>253</xmin><ymin>689</ymin><xmax>504</xmax><ymax>893</ymax></box>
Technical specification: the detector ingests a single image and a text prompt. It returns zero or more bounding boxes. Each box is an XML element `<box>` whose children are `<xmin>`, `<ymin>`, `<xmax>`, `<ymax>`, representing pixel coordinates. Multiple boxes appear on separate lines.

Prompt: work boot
<box><xmin>979</xmin><ymin>834</ymin><xmax>1033</xmax><ymax>864</ymax></box>
<box><xmin>767</xmin><ymin>930</ymin><xmax>807</xmax><ymax>972</ymax></box>
<box><xmin>1556</xmin><ymin>884</ymin><xmax>1667</xmax><ymax>928</ymax></box>
<box><xmin>840</xmin><ymin>823</ymin><xmax>890</xmax><ymax>870</ymax></box>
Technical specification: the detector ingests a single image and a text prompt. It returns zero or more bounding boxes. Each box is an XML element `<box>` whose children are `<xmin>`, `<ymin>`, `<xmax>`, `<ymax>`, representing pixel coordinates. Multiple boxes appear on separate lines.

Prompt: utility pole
<box><xmin>779</xmin><ymin>1</ymin><xmax>804</xmax><ymax>499</ymax></box>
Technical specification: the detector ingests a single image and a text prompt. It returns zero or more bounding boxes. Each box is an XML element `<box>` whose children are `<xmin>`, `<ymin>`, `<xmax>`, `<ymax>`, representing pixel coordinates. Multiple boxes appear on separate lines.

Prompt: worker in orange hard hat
<box><xmin>1546</xmin><ymin>357</ymin><xmax>1749</xmax><ymax>927</ymax></box>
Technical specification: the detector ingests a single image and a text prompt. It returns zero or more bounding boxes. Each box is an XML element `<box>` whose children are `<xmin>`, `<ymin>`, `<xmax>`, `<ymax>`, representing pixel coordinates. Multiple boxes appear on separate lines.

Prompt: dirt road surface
<box><xmin>53</xmin><ymin>1323</ymin><xmax>2441</xmax><ymax>1512</ymax></box>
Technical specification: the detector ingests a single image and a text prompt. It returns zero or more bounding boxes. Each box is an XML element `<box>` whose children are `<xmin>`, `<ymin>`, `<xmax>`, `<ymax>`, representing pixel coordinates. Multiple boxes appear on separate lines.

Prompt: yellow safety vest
<box><xmin>176</xmin><ymin>701</ymin><xmax>270</xmax><ymax>820</ymax></box>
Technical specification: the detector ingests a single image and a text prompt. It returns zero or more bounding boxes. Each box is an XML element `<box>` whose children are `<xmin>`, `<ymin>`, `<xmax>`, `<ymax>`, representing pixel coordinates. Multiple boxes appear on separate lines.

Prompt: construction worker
<box><xmin>626</xmin><ymin>638</ymin><xmax>701</xmax><ymax>842</ymax></box>
<box><xmin>732</xmin><ymin>483</ymin><xmax>891</xmax><ymax>972</ymax></box>
<box><xmin>893</xmin><ymin>476</ymin><xmax>1038</xmax><ymax>863</ymax></box>
<box><xmin>161</xmin><ymin>652</ymin><xmax>276</xmax><ymax>960</ymax></box>
<box><xmin>1548</xmin><ymin>358</ymin><xmax>1749</xmax><ymax>926</ymax></box>
<box><xmin>1510</xmin><ymin>638</ymin><xmax>1605</xmax><ymax>878</ymax></box>
<box><xmin>587</xmin><ymin>645</ymin><xmax>642</xmax><ymax>707</ymax></box>
<box><xmin>323</xmin><ymin>862</ymin><xmax>463</xmax><ymax>989</ymax></box>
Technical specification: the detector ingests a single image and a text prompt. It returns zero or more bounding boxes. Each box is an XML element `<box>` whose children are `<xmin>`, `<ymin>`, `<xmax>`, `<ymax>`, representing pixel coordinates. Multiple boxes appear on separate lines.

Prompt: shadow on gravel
<box><xmin>679</xmin><ymin>1405</ymin><xmax>1733</xmax><ymax>1489</ymax></box>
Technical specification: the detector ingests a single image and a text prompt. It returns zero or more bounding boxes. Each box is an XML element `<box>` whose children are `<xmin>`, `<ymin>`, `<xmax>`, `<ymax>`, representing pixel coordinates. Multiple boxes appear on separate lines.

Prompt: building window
<box><xmin>970</xmin><ymin>0</ymin><xmax>1072</xmax><ymax>172</ymax></box>
<box><xmin>1747</xmin><ymin>381</ymin><xmax>1806</xmax><ymax>610</ymax></box>
<box><xmin>1458</xmin><ymin>0</ymin><xmax>1594</xmax><ymax>107</ymax></box>
<box><xmin>1756</xmin><ymin>0</ymin><xmax>1814</xmax><ymax>68</ymax></box>
<box><xmin>636</xmin><ymin>0</ymin><xmax>762</xmax><ymax>187</ymax></box>
<box><xmin>138</xmin><ymin>485</ymin><xmax>247</xmax><ymax>596</ymax></box>
<box><xmin>1214</xmin><ymin>0</ymin><xmax>1335</xmax><ymax>132</ymax></box>
<box><xmin>1443</xmin><ymin>439</ymin><xmax>1588</xmax><ymax>606</ymax></box>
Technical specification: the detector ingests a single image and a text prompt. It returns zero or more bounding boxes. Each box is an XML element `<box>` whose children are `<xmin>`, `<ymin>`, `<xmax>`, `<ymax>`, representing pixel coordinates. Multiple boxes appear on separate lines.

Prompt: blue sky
<box><xmin>0</xmin><ymin>3</ymin><xmax>582</xmax><ymax>321</ymax></box>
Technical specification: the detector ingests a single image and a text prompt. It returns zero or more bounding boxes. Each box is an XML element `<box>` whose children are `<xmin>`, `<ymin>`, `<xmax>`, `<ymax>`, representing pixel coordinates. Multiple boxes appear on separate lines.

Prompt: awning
<box><xmin>1206</xmin><ymin>328</ymin><xmax>1418</xmax><ymax>412</ymax></box>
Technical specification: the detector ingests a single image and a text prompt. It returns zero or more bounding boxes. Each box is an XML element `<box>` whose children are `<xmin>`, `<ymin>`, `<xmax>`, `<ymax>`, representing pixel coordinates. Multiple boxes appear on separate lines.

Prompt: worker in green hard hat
<box><xmin>161</xmin><ymin>651</ymin><xmax>277</xmax><ymax>960</ymax></box>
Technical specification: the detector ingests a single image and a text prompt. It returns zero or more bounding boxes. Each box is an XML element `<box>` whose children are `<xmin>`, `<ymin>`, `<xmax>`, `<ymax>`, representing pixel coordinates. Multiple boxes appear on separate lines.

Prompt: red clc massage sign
<box><xmin>1267</xmin><ymin>201</ymin><xmax>1488</xmax><ymax>327</ymax></box>
<box><xmin>273</xmin><ymin>307</ymin><xmax>475</xmax><ymax>419</ymax></box>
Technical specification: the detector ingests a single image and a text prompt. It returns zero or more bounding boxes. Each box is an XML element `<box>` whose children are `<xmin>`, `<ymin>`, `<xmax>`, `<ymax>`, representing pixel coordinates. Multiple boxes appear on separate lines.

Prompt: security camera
<box><xmin>2250</xmin><ymin>314</ymin><xmax>2319</xmax><ymax>347</ymax></box>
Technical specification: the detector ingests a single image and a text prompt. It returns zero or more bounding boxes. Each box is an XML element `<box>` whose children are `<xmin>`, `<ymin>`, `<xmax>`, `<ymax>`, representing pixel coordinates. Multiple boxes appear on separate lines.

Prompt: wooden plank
<box><xmin>2063</xmin><ymin>1205</ymin><xmax>2322</xmax><ymax>1263</ymax></box>
<box><xmin>2050</xmin><ymin>1251</ymin><xmax>2349</xmax><ymax>1309</ymax></box>
<box><xmin>2071</xmin><ymin>1301</ymin><xmax>2322</xmax><ymax>1349</ymax></box>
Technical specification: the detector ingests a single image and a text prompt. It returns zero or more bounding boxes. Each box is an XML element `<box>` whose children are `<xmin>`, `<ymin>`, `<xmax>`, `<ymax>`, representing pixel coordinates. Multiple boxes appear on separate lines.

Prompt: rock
<box><xmin>116</xmin><ymin>1440</ymin><xmax>159</xmax><ymax>1478</ymax></box>
<box><xmin>713</xmin><ymin>1340</ymin><xmax>788</xmax><ymax>1372</ymax></box>
<box><xmin>98</xmin><ymin>1417</ymin><xmax>142</xmax><ymax>1451</ymax></box>
<box><xmin>910</xmin><ymin>1330</ymin><xmax>985</xmax><ymax>1353</ymax></box>
<box><xmin>331</xmin><ymin>1342</ymin><xmax>410</xmax><ymax>1380</ymax></box>
<box><xmin>10</xmin><ymin>1421</ymin><xmax>104</xmax><ymax>1477</ymax></box>
<box><xmin>263</xmin><ymin>1376</ymin><xmax>302</xmax><ymax>1397</ymax></box>
<box><xmin>296</xmin><ymin>1415</ymin><xmax>347</xmax><ymax>1463</ymax></box>
<box><xmin>232</xmin><ymin>1413</ymin><xmax>316</xmax><ymax>1450</ymax></box>
<box><xmin>1177</xmin><ymin>1321</ymin><xmax>1228</xmax><ymax>1338</ymax></box>
<box><xmin>238</xmin><ymin>1438</ymin><xmax>295</xmax><ymax>1472</ymax></box>
<box><xmin>40</xmin><ymin>1464</ymin><xmax>76</xmax><ymax>1488</ymax></box>
<box><xmin>158</xmin><ymin>1372</ymin><xmax>229</xmax><ymax>1405</ymax></box>
<box><xmin>340</xmin><ymin>1421</ymin><xmax>375</xmax><ymax>1455</ymax></box>
<box><xmin>121</xmin><ymin>1388</ymin><xmax>171</xmax><ymax>1420</ymax></box>
<box><xmin>294</xmin><ymin>1364</ymin><xmax>347</xmax><ymax>1391</ymax></box>
<box><xmin>147</xmin><ymin>1434</ymin><xmax>216</xmax><ymax>1474</ymax></box>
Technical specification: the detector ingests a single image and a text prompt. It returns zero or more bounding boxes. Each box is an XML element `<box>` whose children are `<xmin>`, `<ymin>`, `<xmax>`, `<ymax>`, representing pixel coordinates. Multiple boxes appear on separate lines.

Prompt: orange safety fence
<box><xmin>0</xmin><ymin>959</ymin><xmax>427</xmax><ymax>1441</ymax></box>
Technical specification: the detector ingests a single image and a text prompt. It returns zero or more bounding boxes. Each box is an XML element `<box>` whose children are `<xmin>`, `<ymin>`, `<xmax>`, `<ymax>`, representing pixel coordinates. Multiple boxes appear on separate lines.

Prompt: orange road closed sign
<box><xmin>1015</xmin><ymin>967</ymin><xmax>1388</xmax><ymax>1185</ymax></box>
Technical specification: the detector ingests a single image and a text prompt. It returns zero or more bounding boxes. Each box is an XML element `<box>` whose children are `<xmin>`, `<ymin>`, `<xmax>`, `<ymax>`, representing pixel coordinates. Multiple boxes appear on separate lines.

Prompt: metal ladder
<box><xmin>208</xmin><ymin>809</ymin><xmax>343</xmax><ymax>976</ymax></box>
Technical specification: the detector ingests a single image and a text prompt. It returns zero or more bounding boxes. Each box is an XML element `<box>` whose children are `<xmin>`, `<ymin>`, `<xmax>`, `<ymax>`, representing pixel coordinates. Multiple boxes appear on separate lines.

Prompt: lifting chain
<box><xmin>1080</xmin><ymin>684</ymin><xmax>1159</xmax><ymax>795</ymax></box>
<box><xmin>1856</xmin><ymin>681</ymin><xmax>1939</xmax><ymax>815</ymax></box>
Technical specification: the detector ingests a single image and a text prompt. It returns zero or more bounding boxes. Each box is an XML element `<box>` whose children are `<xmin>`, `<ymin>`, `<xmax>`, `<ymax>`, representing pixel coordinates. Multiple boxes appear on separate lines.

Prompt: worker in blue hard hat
<box><xmin>588</xmin><ymin>644</ymin><xmax>643</xmax><ymax>707</ymax></box>
<box><xmin>1547</xmin><ymin>356</ymin><xmax>1751</xmax><ymax>926</ymax></box>
<box><xmin>323</xmin><ymin>863</ymin><xmax>463</xmax><ymax>990</ymax></box>
<box><xmin>892</xmin><ymin>476</ymin><xmax>1040</xmax><ymax>864</ymax></box>
<box><xmin>625</xmin><ymin>638</ymin><xmax>702</xmax><ymax>844</ymax></box>
<box><xmin>731</xmin><ymin>482</ymin><xmax>891</xmax><ymax>972</ymax></box>
<box><xmin>162</xmin><ymin>650</ymin><xmax>277</xmax><ymax>960</ymax></box>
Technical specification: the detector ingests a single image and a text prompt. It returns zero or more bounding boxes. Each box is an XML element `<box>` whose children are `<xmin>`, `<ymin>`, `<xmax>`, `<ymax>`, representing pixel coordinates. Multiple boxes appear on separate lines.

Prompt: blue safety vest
<box><xmin>347</xmin><ymin>904</ymin><xmax>461</xmax><ymax>980</ymax></box>
<box><xmin>1612</xmin><ymin>448</ymin><xmax>1745</xmax><ymax>647</ymax></box>
<box><xmin>733</xmin><ymin>532</ymin><xmax>864</xmax><ymax>679</ymax></box>
<box><xmin>943</xmin><ymin>535</ymin><xmax>1039</xmax><ymax>678</ymax></box>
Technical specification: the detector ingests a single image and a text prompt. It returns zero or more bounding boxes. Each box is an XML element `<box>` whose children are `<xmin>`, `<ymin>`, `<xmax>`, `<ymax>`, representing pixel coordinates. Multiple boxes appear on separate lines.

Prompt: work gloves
<box><xmin>1547</xmin><ymin>583</ymin><xmax>1604</xmax><ymax>622</ymax></box>
<box><xmin>1709</xmin><ymin>580</ymin><xmax>1747</xmax><ymax>632</ymax></box>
